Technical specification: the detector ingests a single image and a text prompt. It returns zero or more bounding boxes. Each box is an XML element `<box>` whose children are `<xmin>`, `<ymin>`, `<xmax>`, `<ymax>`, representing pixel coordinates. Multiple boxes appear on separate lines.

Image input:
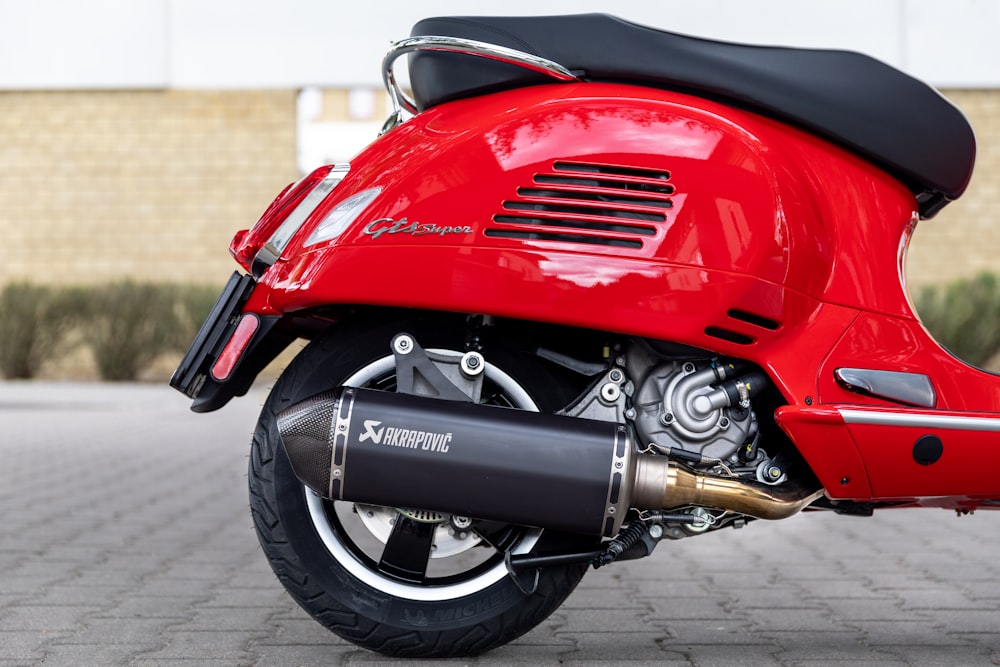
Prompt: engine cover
<box><xmin>633</xmin><ymin>361</ymin><xmax>756</xmax><ymax>461</ymax></box>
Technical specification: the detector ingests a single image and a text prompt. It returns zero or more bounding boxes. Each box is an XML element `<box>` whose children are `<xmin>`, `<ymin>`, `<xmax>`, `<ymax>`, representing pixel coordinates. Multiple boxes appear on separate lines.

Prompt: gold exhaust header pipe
<box><xmin>630</xmin><ymin>455</ymin><xmax>824</xmax><ymax>520</ymax></box>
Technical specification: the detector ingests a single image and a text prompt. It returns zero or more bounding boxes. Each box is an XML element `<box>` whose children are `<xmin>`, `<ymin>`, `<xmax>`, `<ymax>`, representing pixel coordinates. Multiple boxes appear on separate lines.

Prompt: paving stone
<box><xmin>748</xmin><ymin>608</ymin><xmax>853</xmax><ymax>633</ymax></box>
<box><xmin>818</xmin><ymin>597</ymin><xmax>913</xmax><ymax>622</ymax></box>
<box><xmin>0</xmin><ymin>605</ymin><xmax>104</xmax><ymax>632</ymax></box>
<box><xmin>132</xmin><ymin>630</ymin><xmax>264</xmax><ymax>661</ymax></box>
<box><xmin>878</xmin><ymin>644</ymin><xmax>996</xmax><ymax>665</ymax></box>
<box><xmin>554</xmin><ymin>606</ymin><xmax>658</xmax><ymax>634</ymax></box>
<box><xmin>0</xmin><ymin>630</ymin><xmax>72</xmax><ymax>661</ymax></box>
<box><xmin>37</xmin><ymin>643</ymin><xmax>164</xmax><ymax>666</ymax></box>
<box><xmin>853</xmin><ymin>620</ymin><xmax>977</xmax><ymax>646</ymax></box>
<box><xmin>254</xmin><ymin>644</ymin><xmax>353</xmax><ymax>666</ymax></box>
<box><xmin>784</xmin><ymin>661</ymin><xmax>906</xmax><ymax>667</ymax></box>
<box><xmin>655</xmin><ymin>619</ymin><xmax>766</xmax><ymax>645</ymax></box>
<box><xmin>893</xmin><ymin>586</ymin><xmax>996</xmax><ymax>610</ymax></box>
<box><xmin>640</xmin><ymin>597</ymin><xmax>733</xmax><ymax>620</ymax></box>
<box><xmin>169</xmin><ymin>606</ymin><xmax>280</xmax><ymax>632</ymax></box>
<box><xmin>791</xmin><ymin>579</ymin><xmax>897</xmax><ymax>600</ymax></box>
<box><xmin>678</xmin><ymin>643</ymin><xmax>785</xmax><ymax>666</ymax></box>
<box><xmin>763</xmin><ymin>630</ymin><xmax>900</xmax><ymax>660</ymax></box>
<box><xmin>252</xmin><ymin>617</ymin><xmax>350</xmax><ymax>646</ymax></box>
<box><xmin>914</xmin><ymin>608</ymin><xmax>1000</xmax><ymax>634</ymax></box>
<box><xmin>57</xmin><ymin>617</ymin><xmax>183</xmax><ymax>647</ymax></box>
<box><xmin>474</xmin><ymin>642</ymin><xmax>580</xmax><ymax>664</ymax></box>
<box><xmin>727</xmin><ymin>587</ymin><xmax>828</xmax><ymax>610</ymax></box>
<box><xmin>4</xmin><ymin>382</ymin><xmax>1000</xmax><ymax>665</ymax></box>
<box><xmin>555</xmin><ymin>631</ymin><xmax>687</xmax><ymax>663</ymax></box>
<box><xmin>561</xmin><ymin>585</ymin><xmax>649</xmax><ymax>609</ymax></box>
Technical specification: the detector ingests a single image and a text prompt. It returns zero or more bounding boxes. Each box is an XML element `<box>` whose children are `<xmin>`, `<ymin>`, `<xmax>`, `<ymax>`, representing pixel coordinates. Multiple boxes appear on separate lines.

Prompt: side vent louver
<box><xmin>704</xmin><ymin>310</ymin><xmax>783</xmax><ymax>346</ymax></box>
<box><xmin>487</xmin><ymin>161</ymin><xmax>674</xmax><ymax>249</ymax></box>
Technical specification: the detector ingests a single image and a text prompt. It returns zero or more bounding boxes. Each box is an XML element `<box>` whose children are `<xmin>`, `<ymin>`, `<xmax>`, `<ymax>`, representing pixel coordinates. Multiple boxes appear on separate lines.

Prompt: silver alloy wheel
<box><xmin>303</xmin><ymin>351</ymin><xmax>542</xmax><ymax>601</ymax></box>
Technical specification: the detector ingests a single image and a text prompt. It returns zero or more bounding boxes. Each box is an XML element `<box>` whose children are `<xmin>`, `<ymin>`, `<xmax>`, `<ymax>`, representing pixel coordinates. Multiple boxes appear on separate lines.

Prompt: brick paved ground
<box><xmin>1</xmin><ymin>382</ymin><xmax>998</xmax><ymax>666</ymax></box>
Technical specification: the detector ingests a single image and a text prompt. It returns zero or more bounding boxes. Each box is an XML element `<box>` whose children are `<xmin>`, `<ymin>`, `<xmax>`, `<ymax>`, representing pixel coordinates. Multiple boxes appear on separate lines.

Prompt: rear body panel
<box><xmin>187</xmin><ymin>82</ymin><xmax>1000</xmax><ymax>507</ymax></box>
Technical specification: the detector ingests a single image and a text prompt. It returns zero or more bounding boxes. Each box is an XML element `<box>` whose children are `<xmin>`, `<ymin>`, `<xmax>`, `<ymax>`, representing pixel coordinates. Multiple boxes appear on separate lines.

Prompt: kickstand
<box><xmin>504</xmin><ymin>550</ymin><xmax>540</xmax><ymax>595</ymax></box>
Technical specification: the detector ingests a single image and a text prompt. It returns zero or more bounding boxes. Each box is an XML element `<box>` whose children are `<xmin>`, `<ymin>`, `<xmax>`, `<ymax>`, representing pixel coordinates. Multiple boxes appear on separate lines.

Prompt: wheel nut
<box><xmin>393</xmin><ymin>335</ymin><xmax>413</xmax><ymax>355</ymax></box>
<box><xmin>460</xmin><ymin>352</ymin><xmax>485</xmax><ymax>376</ymax></box>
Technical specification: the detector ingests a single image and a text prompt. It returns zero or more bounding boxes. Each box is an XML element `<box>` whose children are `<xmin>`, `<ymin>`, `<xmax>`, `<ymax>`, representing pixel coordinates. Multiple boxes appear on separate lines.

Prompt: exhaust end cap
<box><xmin>276</xmin><ymin>391</ymin><xmax>341</xmax><ymax>497</ymax></box>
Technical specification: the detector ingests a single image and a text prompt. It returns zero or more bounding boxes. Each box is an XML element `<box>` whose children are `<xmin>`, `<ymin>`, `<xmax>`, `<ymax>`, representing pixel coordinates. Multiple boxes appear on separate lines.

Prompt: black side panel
<box><xmin>409</xmin><ymin>14</ymin><xmax>975</xmax><ymax>215</ymax></box>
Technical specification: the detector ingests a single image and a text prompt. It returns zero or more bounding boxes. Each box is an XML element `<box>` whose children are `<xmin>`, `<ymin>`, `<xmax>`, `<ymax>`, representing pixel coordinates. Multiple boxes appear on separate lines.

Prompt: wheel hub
<box><xmin>355</xmin><ymin>503</ymin><xmax>482</xmax><ymax>558</ymax></box>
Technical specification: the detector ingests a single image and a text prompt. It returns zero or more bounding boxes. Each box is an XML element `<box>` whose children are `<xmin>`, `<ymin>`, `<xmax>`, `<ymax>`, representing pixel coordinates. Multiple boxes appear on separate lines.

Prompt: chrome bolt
<box><xmin>684</xmin><ymin>508</ymin><xmax>713</xmax><ymax>533</ymax></box>
<box><xmin>609</xmin><ymin>369</ymin><xmax>624</xmax><ymax>383</ymax></box>
<box><xmin>648</xmin><ymin>524</ymin><xmax>664</xmax><ymax>539</ymax></box>
<box><xmin>460</xmin><ymin>351</ymin><xmax>485</xmax><ymax>376</ymax></box>
<box><xmin>393</xmin><ymin>335</ymin><xmax>413</xmax><ymax>355</ymax></box>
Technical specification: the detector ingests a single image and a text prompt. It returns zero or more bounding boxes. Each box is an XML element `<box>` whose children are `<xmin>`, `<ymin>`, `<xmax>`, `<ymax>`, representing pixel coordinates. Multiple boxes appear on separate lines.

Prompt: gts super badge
<box><xmin>359</xmin><ymin>419</ymin><xmax>452</xmax><ymax>453</ymax></box>
<box><xmin>363</xmin><ymin>217</ymin><xmax>473</xmax><ymax>241</ymax></box>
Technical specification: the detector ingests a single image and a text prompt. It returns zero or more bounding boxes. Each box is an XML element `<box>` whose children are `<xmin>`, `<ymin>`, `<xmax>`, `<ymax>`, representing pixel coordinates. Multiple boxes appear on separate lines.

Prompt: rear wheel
<box><xmin>249</xmin><ymin>315</ymin><xmax>592</xmax><ymax>657</ymax></box>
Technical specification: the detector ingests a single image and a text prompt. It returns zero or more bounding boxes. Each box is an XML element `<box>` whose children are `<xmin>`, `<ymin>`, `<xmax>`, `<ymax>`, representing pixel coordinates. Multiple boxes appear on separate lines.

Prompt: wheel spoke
<box><xmin>377</xmin><ymin>514</ymin><xmax>436</xmax><ymax>582</ymax></box>
<box><xmin>473</xmin><ymin>520</ymin><xmax>521</xmax><ymax>552</ymax></box>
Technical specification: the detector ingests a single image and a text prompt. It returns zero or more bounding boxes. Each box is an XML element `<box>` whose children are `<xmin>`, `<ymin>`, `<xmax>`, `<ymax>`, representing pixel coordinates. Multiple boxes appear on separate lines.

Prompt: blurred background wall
<box><xmin>0</xmin><ymin>0</ymin><xmax>997</xmax><ymax>289</ymax></box>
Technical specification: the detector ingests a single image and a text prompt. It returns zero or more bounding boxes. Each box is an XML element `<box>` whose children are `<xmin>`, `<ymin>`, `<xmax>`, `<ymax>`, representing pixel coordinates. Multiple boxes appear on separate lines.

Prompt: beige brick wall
<box><xmin>906</xmin><ymin>90</ymin><xmax>1000</xmax><ymax>289</ymax></box>
<box><xmin>0</xmin><ymin>87</ymin><xmax>995</xmax><ymax>290</ymax></box>
<box><xmin>0</xmin><ymin>89</ymin><xmax>298</xmax><ymax>287</ymax></box>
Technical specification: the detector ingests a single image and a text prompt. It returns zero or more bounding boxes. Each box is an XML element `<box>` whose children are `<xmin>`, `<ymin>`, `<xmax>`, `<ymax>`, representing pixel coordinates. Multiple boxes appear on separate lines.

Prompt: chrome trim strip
<box><xmin>840</xmin><ymin>409</ymin><xmax>1000</xmax><ymax>432</ymax></box>
<box><xmin>834</xmin><ymin>368</ymin><xmax>937</xmax><ymax>408</ymax></box>
<box><xmin>252</xmin><ymin>163</ymin><xmax>351</xmax><ymax>278</ymax></box>
<box><xmin>382</xmin><ymin>35</ymin><xmax>579</xmax><ymax>117</ymax></box>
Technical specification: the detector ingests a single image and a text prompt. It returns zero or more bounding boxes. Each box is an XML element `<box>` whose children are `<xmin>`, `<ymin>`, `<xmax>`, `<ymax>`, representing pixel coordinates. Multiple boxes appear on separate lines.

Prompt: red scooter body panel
<box><xmin>842</xmin><ymin>410</ymin><xmax>1000</xmax><ymax>501</ymax></box>
<box><xmin>262</xmin><ymin>84</ymin><xmax>917</xmax><ymax>318</ymax></box>
<box><xmin>233</xmin><ymin>82</ymin><xmax>997</xmax><ymax>507</ymax></box>
<box><xmin>255</xmin><ymin>84</ymin><xmax>915</xmax><ymax>380</ymax></box>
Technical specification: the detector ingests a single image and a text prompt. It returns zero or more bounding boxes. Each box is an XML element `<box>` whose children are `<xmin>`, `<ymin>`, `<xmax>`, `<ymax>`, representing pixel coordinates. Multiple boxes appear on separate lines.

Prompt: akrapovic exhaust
<box><xmin>277</xmin><ymin>387</ymin><xmax>820</xmax><ymax>538</ymax></box>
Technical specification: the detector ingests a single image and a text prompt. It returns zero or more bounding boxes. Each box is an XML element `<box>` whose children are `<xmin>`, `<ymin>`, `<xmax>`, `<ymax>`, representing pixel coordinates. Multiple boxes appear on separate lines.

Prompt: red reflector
<box><xmin>210</xmin><ymin>314</ymin><xmax>260</xmax><ymax>382</ymax></box>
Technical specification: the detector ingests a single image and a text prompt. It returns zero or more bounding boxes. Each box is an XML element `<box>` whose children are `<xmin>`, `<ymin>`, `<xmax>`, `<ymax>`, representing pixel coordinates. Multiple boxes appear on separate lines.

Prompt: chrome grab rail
<box><xmin>380</xmin><ymin>35</ymin><xmax>579</xmax><ymax>131</ymax></box>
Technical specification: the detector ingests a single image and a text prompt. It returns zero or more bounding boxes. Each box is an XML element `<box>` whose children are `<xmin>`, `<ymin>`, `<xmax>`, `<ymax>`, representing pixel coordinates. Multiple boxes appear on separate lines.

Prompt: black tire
<box><xmin>249</xmin><ymin>314</ymin><xmax>592</xmax><ymax>657</ymax></box>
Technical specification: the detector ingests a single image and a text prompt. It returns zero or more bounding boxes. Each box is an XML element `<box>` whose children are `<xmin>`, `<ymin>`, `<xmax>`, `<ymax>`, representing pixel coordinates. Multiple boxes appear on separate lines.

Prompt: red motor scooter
<box><xmin>171</xmin><ymin>14</ymin><xmax>995</xmax><ymax>658</ymax></box>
